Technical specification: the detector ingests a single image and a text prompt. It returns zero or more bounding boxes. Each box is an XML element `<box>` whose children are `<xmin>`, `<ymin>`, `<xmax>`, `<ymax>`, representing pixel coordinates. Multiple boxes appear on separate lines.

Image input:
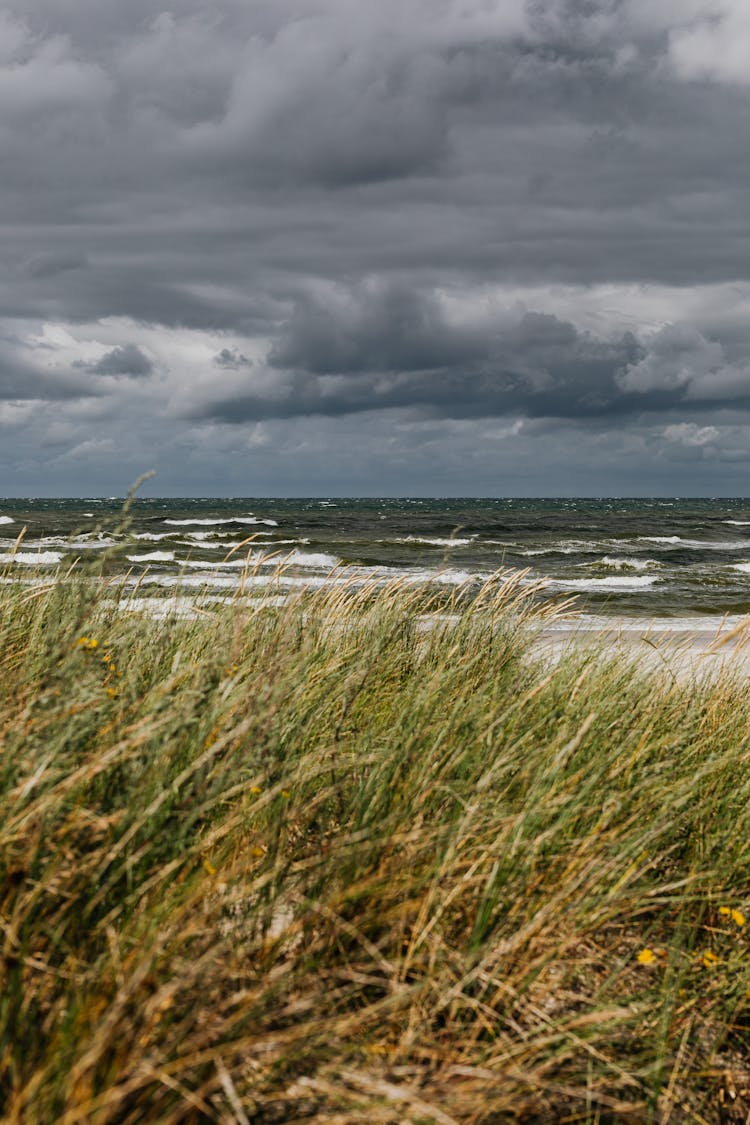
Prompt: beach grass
<box><xmin>2</xmin><ymin>565</ymin><xmax>750</xmax><ymax>1122</ymax></box>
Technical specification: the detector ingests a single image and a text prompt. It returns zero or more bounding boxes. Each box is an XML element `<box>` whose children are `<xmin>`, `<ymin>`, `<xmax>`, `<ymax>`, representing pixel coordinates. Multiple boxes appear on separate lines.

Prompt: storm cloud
<box><xmin>87</xmin><ymin>344</ymin><xmax>154</xmax><ymax>378</ymax></box>
<box><xmin>4</xmin><ymin>0</ymin><xmax>750</xmax><ymax>494</ymax></box>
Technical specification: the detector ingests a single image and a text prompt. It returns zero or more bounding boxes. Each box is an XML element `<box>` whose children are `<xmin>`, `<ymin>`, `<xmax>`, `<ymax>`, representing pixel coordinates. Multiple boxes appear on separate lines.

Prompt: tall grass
<box><xmin>2</xmin><ymin>566</ymin><xmax>750</xmax><ymax>1122</ymax></box>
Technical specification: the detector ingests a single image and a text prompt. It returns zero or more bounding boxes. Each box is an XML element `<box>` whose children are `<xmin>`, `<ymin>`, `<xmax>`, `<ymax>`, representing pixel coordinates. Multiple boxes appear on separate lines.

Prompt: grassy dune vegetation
<box><xmin>3</xmin><ymin>563</ymin><xmax>750</xmax><ymax>1123</ymax></box>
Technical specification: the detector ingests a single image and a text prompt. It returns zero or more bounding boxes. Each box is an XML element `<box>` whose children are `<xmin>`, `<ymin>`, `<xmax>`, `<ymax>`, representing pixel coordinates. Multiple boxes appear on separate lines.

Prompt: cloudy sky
<box><xmin>4</xmin><ymin>0</ymin><xmax>750</xmax><ymax>495</ymax></box>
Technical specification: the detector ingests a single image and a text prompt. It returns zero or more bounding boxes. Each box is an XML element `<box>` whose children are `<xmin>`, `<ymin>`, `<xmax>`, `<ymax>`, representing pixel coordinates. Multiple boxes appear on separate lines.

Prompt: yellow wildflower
<box><xmin>250</xmin><ymin>786</ymin><xmax>262</xmax><ymax>795</ymax></box>
<box><xmin>702</xmin><ymin>950</ymin><xmax>720</xmax><ymax>968</ymax></box>
<box><xmin>105</xmin><ymin>687</ymin><xmax>118</xmax><ymax>699</ymax></box>
<box><xmin>281</xmin><ymin>789</ymin><xmax>291</xmax><ymax>799</ymax></box>
<box><xmin>719</xmin><ymin>906</ymin><xmax>745</xmax><ymax>927</ymax></box>
<box><xmin>202</xmin><ymin>858</ymin><xmax>216</xmax><ymax>876</ymax></box>
<box><xmin>77</xmin><ymin>636</ymin><xmax>100</xmax><ymax>652</ymax></box>
<box><xmin>637</xmin><ymin>948</ymin><xmax>657</xmax><ymax>965</ymax></box>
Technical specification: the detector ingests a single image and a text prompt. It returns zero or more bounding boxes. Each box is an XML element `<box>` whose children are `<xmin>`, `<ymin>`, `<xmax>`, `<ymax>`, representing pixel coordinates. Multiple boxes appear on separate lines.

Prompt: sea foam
<box><xmin>550</xmin><ymin>575</ymin><xmax>659</xmax><ymax>591</ymax></box>
<box><xmin>163</xmin><ymin>516</ymin><xmax>278</xmax><ymax>527</ymax></box>
<box><xmin>0</xmin><ymin>551</ymin><xmax>63</xmax><ymax>565</ymax></box>
<box><xmin>126</xmin><ymin>551</ymin><xmax>175</xmax><ymax>563</ymax></box>
<box><xmin>396</xmin><ymin>536</ymin><xmax>473</xmax><ymax>548</ymax></box>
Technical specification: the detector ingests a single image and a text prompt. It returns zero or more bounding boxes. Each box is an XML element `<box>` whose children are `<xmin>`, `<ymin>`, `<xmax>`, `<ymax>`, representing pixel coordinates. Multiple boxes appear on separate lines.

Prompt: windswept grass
<box><xmin>2</xmin><ymin>567</ymin><xmax>750</xmax><ymax>1122</ymax></box>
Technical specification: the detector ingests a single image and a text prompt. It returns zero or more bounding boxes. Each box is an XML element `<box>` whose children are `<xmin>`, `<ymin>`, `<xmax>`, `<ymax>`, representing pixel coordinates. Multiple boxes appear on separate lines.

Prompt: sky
<box><xmin>4</xmin><ymin>0</ymin><xmax>750</xmax><ymax>496</ymax></box>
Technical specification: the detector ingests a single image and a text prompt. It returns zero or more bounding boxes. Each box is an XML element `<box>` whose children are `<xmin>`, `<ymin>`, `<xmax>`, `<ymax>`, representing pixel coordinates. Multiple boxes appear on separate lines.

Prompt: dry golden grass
<box><xmin>2</xmin><ymin>562</ymin><xmax>750</xmax><ymax>1122</ymax></box>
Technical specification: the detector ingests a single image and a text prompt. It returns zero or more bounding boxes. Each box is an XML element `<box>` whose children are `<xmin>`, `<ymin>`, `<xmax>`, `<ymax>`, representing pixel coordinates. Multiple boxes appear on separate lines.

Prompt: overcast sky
<box><xmin>4</xmin><ymin>0</ymin><xmax>750</xmax><ymax>495</ymax></box>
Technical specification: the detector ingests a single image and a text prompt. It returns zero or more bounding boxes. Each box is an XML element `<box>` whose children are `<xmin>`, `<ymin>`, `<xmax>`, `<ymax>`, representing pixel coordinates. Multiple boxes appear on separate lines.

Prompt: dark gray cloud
<box><xmin>205</xmin><ymin>289</ymin><xmax>646</xmax><ymax>422</ymax></box>
<box><xmin>3</xmin><ymin>0</ymin><xmax>750</xmax><ymax>492</ymax></box>
<box><xmin>0</xmin><ymin>338</ymin><xmax>94</xmax><ymax>402</ymax></box>
<box><xmin>84</xmin><ymin>343</ymin><xmax>154</xmax><ymax>378</ymax></box>
<box><xmin>214</xmin><ymin>347</ymin><xmax>253</xmax><ymax>369</ymax></box>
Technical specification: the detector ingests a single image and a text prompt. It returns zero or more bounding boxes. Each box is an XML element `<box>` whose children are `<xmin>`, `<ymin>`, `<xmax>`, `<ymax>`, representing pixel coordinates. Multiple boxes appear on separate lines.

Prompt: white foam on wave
<box><xmin>35</xmin><ymin>535</ymin><xmax>118</xmax><ymax>551</ymax></box>
<box><xmin>395</xmin><ymin>536</ymin><xmax>473</xmax><ymax>548</ymax></box>
<box><xmin>182</xmin><ymin>557</ymin><xmax>255</xmax><ymax>570</ymax></box>
<box><xmin>549</xmin><ymin>575</ymin><xmax>659</xmax><ymax>591</ymax></box>
<box><xmin>126</xmin><ymin>551</ymin><xmax>175</xmax><ymax>563</ymax></box>
<box><xmin>0</xmin><ymin>516</ymin><xmax>15</xmax><ymax>525</ymax></box>
<box><xmin>732</xmin><ymin>562</ymin><xmax>750</xmax><ymax>574</ymax></box>
<box><xmin>640</xmin><ymin>536</ymin><xmax>750</xmax><ymax>550</ymax></box>
<box><xmin>0</xmin><ymin>551</ymin><xmax>63</xmax><ymax>566</ymax></box>
<box><xmin>596</xmin><ymin>556</ymin><xmax>657</xmax><ymax>571</ymax></box>
<box><xmin>163</xmin><ymin>516</ymin><xmax>278</xmax><ymax>527</ymax></box>
<box><xmin>406</xmin><ymin>569</ymin><xmax>484</xmax><ymax>586</ymax></box>
<box><xmin>134</xmin><ymin>532</ymin><xmax>173</xmax><ymax>541</ymax></box>
<box><xmin>133</xmin><ymin>572</ymin><xmax>341</xmax><ymax>590</ymax></box>
<box><xmin>520</xmin><ymin>540</ymin><xmax>602</xmax><ymax>556</ymax></box>
<box><xmin>725</xmin><ymin>520</ymin><xmax>750</xmax><ymax>526</ymax></box>
<box><xmin>184</xmin><ymin>530</ymin><xmax>272</xmax><ymax>540</ymax></box>
<box><xmin>279</xmin><ymin>550</ymin><xmax>339</xmax><ymax>568</ymax></box>
<box><xmin>121</xmin><ymin>594</ymin><xmax>288</xmax><ymax>619</ymax></box>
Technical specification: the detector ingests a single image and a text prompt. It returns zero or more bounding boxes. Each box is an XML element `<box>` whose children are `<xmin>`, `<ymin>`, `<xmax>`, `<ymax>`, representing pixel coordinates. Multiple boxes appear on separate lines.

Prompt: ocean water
<box><xmin>2</xmin><ymin>497</ymin><xmax>750</xmax><ymax>620</ymax></box>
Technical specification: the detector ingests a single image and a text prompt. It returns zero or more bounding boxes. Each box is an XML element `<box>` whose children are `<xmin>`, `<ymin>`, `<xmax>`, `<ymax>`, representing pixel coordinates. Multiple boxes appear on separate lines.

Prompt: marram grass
<box><xmin>2</xmin><ymin>568</ymin><xmax>750</xmax><ymax>1122</ymax></box>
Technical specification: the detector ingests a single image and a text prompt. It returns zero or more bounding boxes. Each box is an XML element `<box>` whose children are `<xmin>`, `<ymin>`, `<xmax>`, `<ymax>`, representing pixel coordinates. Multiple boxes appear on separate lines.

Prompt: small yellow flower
<box><xmin>281</xmin><ymin>789</ymin><xmax>291</xmax><ymax>799</ymax></box>
<box><xmin>202</xmin><ymin>858</ymin><xmax>216</xmax><ymax>876</ymax></box>
<box><xmin>105</xmin><ymin>687</ymin><xmax>118</xmax><ymax>699</ymax></box>
<box><xmin>87</xmin><ymin>638</ymin><xmax>99</xmax><ymax>650</ymax></box>
<box><xmin>637</xmin><ymin>948</ymin><xmax>657</xmax><ymax>965</ymax></box>
<box><xmin>702</xmin><ymin>950</ymin><xmax>720</xmax><ymax>968</ymax></box>
<box><xmin>251</xmin><ymin>846</ymin><xmax>265</xmax><ymax>858</ymax></box>
<box><xmin>250</xmin><ymin>786</ymin><xmax>262</xmax><ymax>795</ymax></box>
<box><xmin>76</xmin><ymin>636</ymin><xmax>89</xmax><ymax>646</ymax></box>
<box><xmin>719</xmin><ymin>906</ymin><xmax>745</xmax><ymax>927</ymax></box>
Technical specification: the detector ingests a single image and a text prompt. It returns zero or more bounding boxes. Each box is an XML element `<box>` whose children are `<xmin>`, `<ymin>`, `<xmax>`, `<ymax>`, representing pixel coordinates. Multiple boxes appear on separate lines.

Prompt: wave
<box><xmin>133</xmin><ymin>532</ymin><xmax>174</xmax><ymax>541</ymax></box>
<box><xmin>267</xmin><ymin>549</ymin><xmax>340</xmax><ymax>568</ymax></box>
<box><xmin>520</xmin><ymin>540</ymin><xmax>603</xmax><ymax>556</ymax></box>
<box><xmin>183</xmin><ymin>529</ymin><xmax>273</xmax><ymax>540</ymax></box>
<box><xmin>638</xmin><ymin>536</ymin><xmax>750</xmax><ymax>551</ymax></box>
<box><xmin>177</xmin><ymin>549</ymin><xmax>339</xmax><ymax>570</ymax></box>
<box><xmin>33</xmin><ymin>535</ymin><xmax>118</xmax><ymax>551</ymax></box>
<box><xmin>732</xmin><ymin>562</ymin><xmax>750</xmax><ymax>574</ymax></box>
<box><xmin>549</xmin><ymin>575</ymin><xmax>659</xmax><ymax>591</ymax></box>
<box><xmin>0</xmin><ymin>516</ymin><xmax>15</xmax><ymax>525</ymax></box>
<box><xmin>594</xmin><ymin>556</ymin><xmax>657</xmax><ymax>571</ymax></box>
<box><xmin>182</xmin><ymin>558</ymin><xmax>255</xmax><ymax>570</ymax></box>
<box><xmin>0</xmin><ymin>551</ymin><xmax>63</xmax><ymax>566</ymax></box>
<box><xmin>724</xmin><ymin>520</ymin><xmax>750</xmax><ymax>526</ymax></box>
<box><xmin>406</xmin><ymin>569</ymin><xmax>485</xmax><ymax>586</ymax></box>
<box><xmin>126</xmin><ymin>551</ymin><xmax>175</xmax><ymax>563</ymax></box>
<box><xmin>163</xmin><ymin>516</ymin><xmax>278</xmax><ymax>527</ymax></box>
<box><xmin>395</xmin><ymin>536</ymin><xmax>473</xmax><ymax>548</ymax></box>
<box><xmin>122</xmin><ymin>594</ymin><xmax>289</xmax><ymax>619</ymax></box>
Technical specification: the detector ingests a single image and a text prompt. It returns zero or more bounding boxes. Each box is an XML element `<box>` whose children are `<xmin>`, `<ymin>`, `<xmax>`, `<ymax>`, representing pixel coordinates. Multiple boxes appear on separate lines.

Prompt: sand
<box><xmin>533</xmin><ymin>615</ymin><xmax>750</xmax><ymax>682</ymax></box>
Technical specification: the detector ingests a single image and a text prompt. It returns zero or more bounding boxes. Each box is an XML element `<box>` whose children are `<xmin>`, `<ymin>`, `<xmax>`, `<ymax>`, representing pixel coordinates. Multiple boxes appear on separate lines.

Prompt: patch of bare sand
<box><xmin>532</xmin><ymin>616</ymin><xmax>750</xmax><ymax>683</ymax></box>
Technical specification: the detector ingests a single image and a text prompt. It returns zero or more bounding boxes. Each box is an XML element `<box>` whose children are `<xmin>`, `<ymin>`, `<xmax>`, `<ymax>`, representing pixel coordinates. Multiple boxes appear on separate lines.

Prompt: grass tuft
<box><xmin>1</xmin><ymin>568</ymin><xmax>750</xmax><ymax>1121</ymax></box>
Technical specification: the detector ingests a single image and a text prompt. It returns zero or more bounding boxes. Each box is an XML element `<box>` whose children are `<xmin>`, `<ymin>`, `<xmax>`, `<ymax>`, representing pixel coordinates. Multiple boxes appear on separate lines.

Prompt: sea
<box><xmin>3</xmin><ymin>497</ymin><xmax>750</xmax><ymax>625</ymax></box>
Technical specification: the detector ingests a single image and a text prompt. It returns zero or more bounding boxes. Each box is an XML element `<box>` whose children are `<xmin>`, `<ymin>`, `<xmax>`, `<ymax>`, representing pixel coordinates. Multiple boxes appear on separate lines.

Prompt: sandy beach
<box><xmin>534</xmin><ymin>614</ymin><xmax>750</xmax><ymax>682</ymax></box>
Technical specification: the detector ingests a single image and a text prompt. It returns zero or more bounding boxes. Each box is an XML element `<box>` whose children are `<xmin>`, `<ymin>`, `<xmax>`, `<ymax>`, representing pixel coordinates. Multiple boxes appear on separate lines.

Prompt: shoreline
<box><xmin>534</xmin><ymin>613</ymin><xmax>750</xmax><ymax>680</ymax></box>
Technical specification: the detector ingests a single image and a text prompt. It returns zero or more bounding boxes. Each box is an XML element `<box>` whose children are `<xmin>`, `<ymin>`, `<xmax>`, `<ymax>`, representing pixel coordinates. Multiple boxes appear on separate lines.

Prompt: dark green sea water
<box><xmin>3</xmin><ymin>497</ymin><xmax>750</xmax><ymax>620</ymax></box>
